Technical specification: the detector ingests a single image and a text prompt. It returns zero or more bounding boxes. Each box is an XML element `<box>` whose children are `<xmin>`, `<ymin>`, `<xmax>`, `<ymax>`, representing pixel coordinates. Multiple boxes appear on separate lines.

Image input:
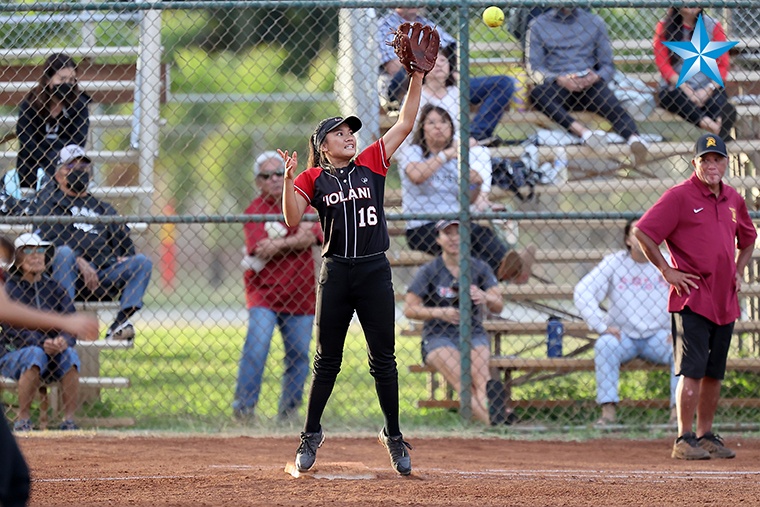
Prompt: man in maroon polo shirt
<box><xmin>634</xmin><ymin>134</ymin><xmax>757</xmax><ymax>460</ymax></box>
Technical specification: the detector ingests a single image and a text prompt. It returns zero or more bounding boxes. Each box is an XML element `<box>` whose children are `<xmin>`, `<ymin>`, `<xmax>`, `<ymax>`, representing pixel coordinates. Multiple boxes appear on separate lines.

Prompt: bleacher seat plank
<box><xmin>0</xmin><ymin>62</ymin><xmax>169</xmax><ymax>105</ymax></box>
<box><xmin>408</xmin><ymin>357</ymin><xmax>760</xmax><ymax>411</ymax></box>
<box><xmin>402</xmin><ymin>319</ymin><xmax>760</xmax><ymax>338</ymax></box>
<box><xmin>501</xmin><ymin>283</ymin><xmax>760</xmax><ymax>300</ymax></box>
<box><xmin>0</xmin><ymin>376</ymin><xmax>129</xmax><ymax>389</ymax></box>
<box><xmin>0</xmin><ymin>149</ymin><xmax>137</xmax><ymax>164</ymax></box>
<box><xmin>0</xmin><ymin>46</ymin><xmax>139</xmax><ymax>60</ymax></box>
<box><xmin>388</xmin><ymin>248</ymin><xmax>613</xmax><ymax>268</ymax></box>
<box><xmin>76</xmin><ymin>338</ymin><xmax>133</xmax><ymax>349</ymax></box>
<box><xmin>0</xmin><ymin>114</ymin><xmax>133</xmax><ymax>131</ymax></box>
<box><xmin>497</xmin><ymin>174</ymin><xmax>760</xmax><ymax>198</ymax></box>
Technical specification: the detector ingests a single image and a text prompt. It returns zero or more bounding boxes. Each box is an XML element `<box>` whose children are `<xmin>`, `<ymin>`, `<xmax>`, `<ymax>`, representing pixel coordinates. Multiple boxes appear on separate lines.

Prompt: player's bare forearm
<box><xmin>383</xmin><ymin>71</ymin><xmax>423</xmax><ymax>157</ymax></box>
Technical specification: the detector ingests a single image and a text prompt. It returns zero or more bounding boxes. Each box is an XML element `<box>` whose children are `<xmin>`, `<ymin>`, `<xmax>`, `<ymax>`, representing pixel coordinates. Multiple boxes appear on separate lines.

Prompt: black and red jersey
<box><xmin>294</xmin><ymin>140</ymin><xmax>390</xmax><ymax>258</ymax></box>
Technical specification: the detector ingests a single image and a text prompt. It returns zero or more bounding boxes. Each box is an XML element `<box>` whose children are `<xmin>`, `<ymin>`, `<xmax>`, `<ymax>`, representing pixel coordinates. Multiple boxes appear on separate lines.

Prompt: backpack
<box><xmin>491</xmin><ymin>157</ymin><xmax>542</xmax><ymax>202</ymax></box>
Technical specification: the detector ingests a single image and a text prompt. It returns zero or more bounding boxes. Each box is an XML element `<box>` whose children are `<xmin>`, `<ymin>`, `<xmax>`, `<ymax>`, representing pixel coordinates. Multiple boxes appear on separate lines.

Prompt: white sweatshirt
<box><xmin>573</xmin><ymin>250</ymin><xmax>671</xmax><ymax>338</ymax></box>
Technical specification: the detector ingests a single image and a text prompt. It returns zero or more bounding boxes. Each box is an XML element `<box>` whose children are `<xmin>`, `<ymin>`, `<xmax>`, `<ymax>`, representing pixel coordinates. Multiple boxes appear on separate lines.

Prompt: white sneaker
<box><xmin>105</xmin><ymin>320</ymin><xmax>135</xmax><ymax>342</ymax></box>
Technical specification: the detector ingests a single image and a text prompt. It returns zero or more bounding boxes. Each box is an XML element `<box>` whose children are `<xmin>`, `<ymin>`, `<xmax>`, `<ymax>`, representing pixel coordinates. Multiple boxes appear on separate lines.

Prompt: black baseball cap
<box><xmin>695</xmin><ymin>133</ymin><xmax>728</xmax><ymax>159</ymax></box>
<box><xmin>435</xmin><ymin>219</ymin><xmax>460</xmax><ymax>232</ymax></box>
<box><xmin>313</xmin><ymin>115</ymin><xmax>362</xmax><ymax>148</ymax></box>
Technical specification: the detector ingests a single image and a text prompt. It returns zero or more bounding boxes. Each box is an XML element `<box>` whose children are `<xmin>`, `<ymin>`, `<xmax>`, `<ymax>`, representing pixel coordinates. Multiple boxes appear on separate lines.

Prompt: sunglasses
<box><xmin>258</xmin><ymin>171</ymin><xmax>284</xmax><ymax>180</ymax></box>
<box><xmin>21</xmin><ymin>246</ymin><xmax>46</xmax><ymax>255</ymax></box>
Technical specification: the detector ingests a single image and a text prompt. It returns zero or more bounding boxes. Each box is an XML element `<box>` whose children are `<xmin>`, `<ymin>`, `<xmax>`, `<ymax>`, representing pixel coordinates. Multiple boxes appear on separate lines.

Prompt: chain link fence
<box><xmin>0</xmin><ymin>1</ymin><xmax>759</xmax><ymax>433</ymax></box>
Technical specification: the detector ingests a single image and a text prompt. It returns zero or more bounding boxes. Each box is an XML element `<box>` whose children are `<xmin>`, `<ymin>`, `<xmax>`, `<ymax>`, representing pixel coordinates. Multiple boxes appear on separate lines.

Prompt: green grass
<box><xmin>32</xmin><ymin>322</ymin><xmax>747</xmax><ymax>432</ymax></box>
<box><xmin>4</xmin><ymin>321</ymin><xmax>759</xmax><ymax>434</ymax></box>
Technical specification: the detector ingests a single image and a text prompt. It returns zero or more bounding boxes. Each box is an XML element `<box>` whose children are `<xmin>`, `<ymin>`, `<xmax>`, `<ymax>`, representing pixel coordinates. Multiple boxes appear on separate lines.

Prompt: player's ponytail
<box><xmin>307</xmin><ymin>133</ymin><xmax>336</xmax><ymax>174</ymax></box>
<box><xmin>307</xmin><ymin>133</ymin><xmax>320</xmax><ymax>169</ymax></box>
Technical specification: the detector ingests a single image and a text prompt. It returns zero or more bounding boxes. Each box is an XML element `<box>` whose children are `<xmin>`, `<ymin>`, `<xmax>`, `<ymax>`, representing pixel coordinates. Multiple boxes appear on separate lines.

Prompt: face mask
<box><xmin>66</xmin><ymin>169</ymin><xmax>90</xmax><ymax>193</ymax></box>
<box><xmin>51</xmin><ymin>83</ymin><xmax>74</xmax><ymax>100</ymax></box>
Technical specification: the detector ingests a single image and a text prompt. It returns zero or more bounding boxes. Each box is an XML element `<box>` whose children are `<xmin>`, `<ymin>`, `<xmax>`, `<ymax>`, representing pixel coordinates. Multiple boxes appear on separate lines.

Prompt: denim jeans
<box><xmin>233</xmin><ymin>307</ymin><xmax>313</xmax><ymax>417</ymax></box>
<box><xmin>594</xmin><ymin>329</ymin><xmax>677</xmax><ymax>406</ymax></box>
<box><xmin>388</xmin><ymin>71</ymin><xmax>514</xmax><ymax>140</ymax></box>
<box><xmin>52</xmin><ymin>245</ymin><xmax>152</xmax><ymax>311</ymax></box>
<box><xmin>0</xmin><ymin>346</ymin><xmax>80</xmax><ymax>382</ymax></box>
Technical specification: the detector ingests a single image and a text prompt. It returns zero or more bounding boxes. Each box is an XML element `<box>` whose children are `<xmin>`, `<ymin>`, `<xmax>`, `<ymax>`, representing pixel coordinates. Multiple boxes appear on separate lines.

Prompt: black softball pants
<box><xmin>530</xmin><ymin>80</ymin><xmax>639</xmax><ymax>140</ymax></box>
<box><xmin>658</xmin><ymin>87</ymin><xmax>736</xmax><ymax>140</ymax></box>
<box><xmin>303</xmin><ymin>253</ymin><xmax>401</xmax><ymax>436</ymax></box>
<box><xmin>0</xmin><ymin>415</ymin><xmax>30</xmax><ymax>507</ymax></box>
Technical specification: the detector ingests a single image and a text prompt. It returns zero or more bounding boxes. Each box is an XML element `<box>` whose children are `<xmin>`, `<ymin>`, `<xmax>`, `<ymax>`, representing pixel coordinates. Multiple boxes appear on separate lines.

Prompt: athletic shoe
<box><xmin>13</xmin><ymin>418</ymin><xmax>33</xmax><ymax>432</ymax></box>
<box><xmin>105</xmin><ymin>320</ymin><xmax>135</xmax><ymax>343</ymax></box>
<box><xmin>628</xmin><ymin>135</ymin><xmax>649</xmax><ymax>166</ymax></box>
<box><xmin>698</xmin><ymin>432</ymin><xmax>736</xmax><ymax>459</ymax></box>
<box><xmin>672</xmin><ymin>432</ymin><xmax>711</xmax><ymax>460</ymax></box>
<box><xmin>58</xmin><ymin>420</ymin><xmax>79</xmax><ymax>431</ymax></box>
<box><xmin>378</xmin><ymin>429</ymin><xmax>413</xmax><ymax>476</ymax></box>
<box><xmin>294</xmin><ymin>428</ymin><xmax>325</xmax><ymax>472</ymax></box>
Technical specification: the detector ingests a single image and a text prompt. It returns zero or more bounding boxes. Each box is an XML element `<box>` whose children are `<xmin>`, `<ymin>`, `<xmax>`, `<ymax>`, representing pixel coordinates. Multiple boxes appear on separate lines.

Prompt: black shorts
<box><xmin>671</xmin><ymin>307</ymin><xmax>734</xmax><ymax>379</ymax></box>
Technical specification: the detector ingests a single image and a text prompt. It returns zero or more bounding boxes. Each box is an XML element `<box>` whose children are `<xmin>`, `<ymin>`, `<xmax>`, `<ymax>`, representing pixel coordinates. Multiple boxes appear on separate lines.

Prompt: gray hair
<box><xmin>253</xmin><ymin>151</ymin><xmax>284</xmax><ymax>176</ymax></box>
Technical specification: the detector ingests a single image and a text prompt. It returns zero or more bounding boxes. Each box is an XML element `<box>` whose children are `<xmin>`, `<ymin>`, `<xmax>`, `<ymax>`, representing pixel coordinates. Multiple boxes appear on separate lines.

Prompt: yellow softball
<box><xmin>482</xmin><ymin>6</ymin><xmax>505</xmax><ymax>28</ymax></box>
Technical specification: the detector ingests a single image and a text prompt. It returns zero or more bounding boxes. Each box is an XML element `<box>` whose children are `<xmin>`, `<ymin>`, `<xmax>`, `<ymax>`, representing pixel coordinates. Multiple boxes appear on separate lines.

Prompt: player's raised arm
<box><xmin>383</xmin><ymin>71</ymin><xmax>423</xmax><ymax>157</ymax></box>
<box><xmin>279</xmin><ymin>149</ymin><xmax>309</xmax><ymax>227</ymax></box>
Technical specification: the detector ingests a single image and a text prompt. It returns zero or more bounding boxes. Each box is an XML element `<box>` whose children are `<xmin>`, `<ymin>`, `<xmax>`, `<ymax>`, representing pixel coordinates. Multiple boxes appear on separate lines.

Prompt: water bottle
<box><xmin>552</xmin><ymin>146</ymin><xmax>568</xmax><ymax>185</ymax></box>
<box><xmin>547</xmin><ymin>316</ymin><xmax>564</xmax><ymax>358</ymax></box>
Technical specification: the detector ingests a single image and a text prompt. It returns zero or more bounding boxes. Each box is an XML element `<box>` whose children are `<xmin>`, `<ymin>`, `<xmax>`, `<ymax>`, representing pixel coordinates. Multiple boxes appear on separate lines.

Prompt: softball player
<box><xmin>279</xmin><ymin>39</ymin><xmax>433</xmax><ymax>476</ymax></box>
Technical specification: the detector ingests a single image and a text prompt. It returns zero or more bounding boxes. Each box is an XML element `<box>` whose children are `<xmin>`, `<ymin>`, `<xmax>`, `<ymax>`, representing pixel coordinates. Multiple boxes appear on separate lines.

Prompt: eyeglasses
<box><xmin>21</xmin><ymin>246</ymin><xmax>46</xmax><ymax>255</ymax></box>
<box><xmin>258</xmin><ymin>171</ymin><xmax>284</xmax><ymax>180</ymax></box>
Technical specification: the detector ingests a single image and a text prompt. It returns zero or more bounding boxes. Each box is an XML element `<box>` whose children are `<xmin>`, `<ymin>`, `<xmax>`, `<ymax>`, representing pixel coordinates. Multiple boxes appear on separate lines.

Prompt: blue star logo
<box><xmin>662</xmin><ymin>14</ymin><xmax>738</xmax><ymax>88</ymax></box>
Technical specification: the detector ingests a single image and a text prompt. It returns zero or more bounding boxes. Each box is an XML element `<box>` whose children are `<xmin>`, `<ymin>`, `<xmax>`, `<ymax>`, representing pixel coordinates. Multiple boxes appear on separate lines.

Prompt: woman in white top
<box><xmin>574</xmin><ymin>219</ymin><xmax>677</xmax><ymax>425</ymax></box>
<box><xmin>396</xmin><ymin>104</ymin><xmax>534</xmax><ymax>283</ymax></box>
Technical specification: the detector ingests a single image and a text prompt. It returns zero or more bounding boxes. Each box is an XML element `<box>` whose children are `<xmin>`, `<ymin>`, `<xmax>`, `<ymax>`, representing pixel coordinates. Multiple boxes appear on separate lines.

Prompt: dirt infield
<box><xmin>17</xmin><ymin>433</ymin><xmax>760</xmax><ymax>506</ymax></box>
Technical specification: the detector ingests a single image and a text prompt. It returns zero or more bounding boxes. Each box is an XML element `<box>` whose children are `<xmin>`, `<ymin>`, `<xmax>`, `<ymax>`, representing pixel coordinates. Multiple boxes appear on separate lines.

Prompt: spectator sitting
<box><xmin>27</xmin><ymin>144</ymin><xmax>152</xmax><ymax>343</ymax></box>
<box><xmin>0</xmin><ymin>233</ymin><xmax>80</xmax><ymax>431</ymax></box>
<box><xmin>574</xmin><ymin>219</ymin><xmax>677</xmax><ymax>425</ymax></box>
<box><xmin>377</xmin><ymin>7</ymin><xmax>514</xmax><ymax>144</ymax></box>
<box><xmin>404</xmin><ymin>219</ymin><xmax>512</xmax><ymax>425</ymax></box>
<box><xmin>9</xmin><ymin>53</ymin><xmax>90</xmax><ymax>193</ymax></box>
<box><xmin>396</xmin><ymin>104</ymin><xmax>535</xmax><ymax>283</ymax></box>
<box><xmin>233</xmin><ymin>151</ymin><xmax>322</xmax><ymax>422</ymax></box>
<box><xmin>526</xmin><ymin>7</ymin><xmax>649</xmax><ymax>166</ymax></box>
<box><xmin>654</xmin><ymin>7</ymin><xmax>736</xmax><ymax>140</ymax></box>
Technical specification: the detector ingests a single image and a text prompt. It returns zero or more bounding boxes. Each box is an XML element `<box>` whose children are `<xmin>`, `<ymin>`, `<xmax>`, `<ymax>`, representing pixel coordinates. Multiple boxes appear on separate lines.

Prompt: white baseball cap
<box><xmin>59</xmin><ymin>144</ymin><xmax>92</xmax><ymax>166</ymax></box>
<box><xmin>253</xmin><ymin>151</ymin><xmax>284</xmax><ymax>176</ymax></box>
<box><xmin>14</xmin><ymin>232</ymin><xmax>51</xmax><ymax>250</ymax></box>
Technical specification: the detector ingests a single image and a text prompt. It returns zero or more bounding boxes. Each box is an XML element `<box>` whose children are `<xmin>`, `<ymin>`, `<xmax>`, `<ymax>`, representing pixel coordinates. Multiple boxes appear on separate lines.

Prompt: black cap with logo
<box><xmin>312</xmin><ymin>115</ymin><xmax>362</xmax><ymax>148</ymax></box>
<box><xmin>695</xmin><ymin>133</ymin><xmax>728</xmax><ymax>159</ymax></box>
